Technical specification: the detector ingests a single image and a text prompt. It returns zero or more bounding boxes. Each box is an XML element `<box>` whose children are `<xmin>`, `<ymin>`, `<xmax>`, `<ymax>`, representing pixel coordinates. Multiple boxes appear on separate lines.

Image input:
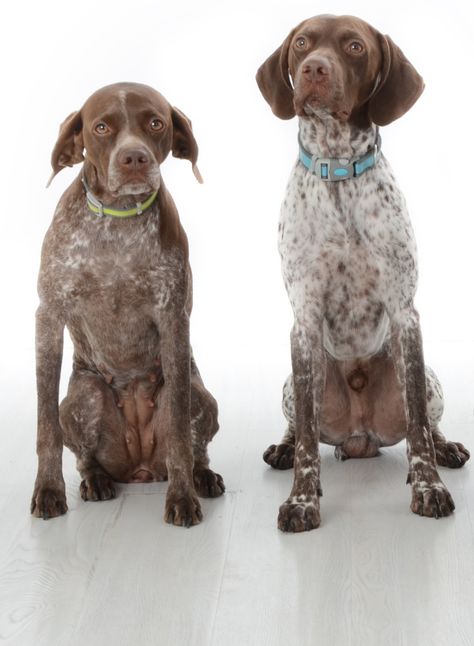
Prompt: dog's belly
<box><xmin>323</xmin><ymin>307</ymin><xmax>390</xmax><ymax>361</ymax></box>
<box><xmin>68</xmin><ymin>301</ymin><xmax>161</xmax><ymax>384</ymax></box>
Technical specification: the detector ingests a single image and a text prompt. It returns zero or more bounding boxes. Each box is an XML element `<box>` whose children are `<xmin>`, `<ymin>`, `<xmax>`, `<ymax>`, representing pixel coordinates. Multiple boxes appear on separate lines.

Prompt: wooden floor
<box><xmin>1</xmin><ymin>341</ymin><xmax>473</xmax><ymax>646</ymax></box>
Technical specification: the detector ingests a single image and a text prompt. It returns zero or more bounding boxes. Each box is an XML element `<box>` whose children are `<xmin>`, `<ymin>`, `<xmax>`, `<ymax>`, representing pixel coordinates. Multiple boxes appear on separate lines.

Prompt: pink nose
<box><xmin>118</xmin><ymin>148</ymin><xmax>150</xmax><ymax>169</ymax></box>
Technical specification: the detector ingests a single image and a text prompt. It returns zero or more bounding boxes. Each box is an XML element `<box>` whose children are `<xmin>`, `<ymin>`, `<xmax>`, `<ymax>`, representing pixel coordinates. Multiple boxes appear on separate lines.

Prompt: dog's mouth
<box><xmin>111</xmin><ymin>180</ymin><xmax>156</xmax><ymax>197</ymax></box>
<box><xmin>294</xmin><ymin>81</ymin><xmax>350</xmax><ymax>121</ymax></box>
<box><xmin>108</xmin><ymin>170</ymin><xmax>161</xmax><ymax>197</ymax></box>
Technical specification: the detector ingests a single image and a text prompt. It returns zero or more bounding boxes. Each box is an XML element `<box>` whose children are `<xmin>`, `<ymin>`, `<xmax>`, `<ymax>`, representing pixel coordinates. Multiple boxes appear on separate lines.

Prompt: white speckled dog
<box><xmin>256</xmin><ymin>14</ymin><xmax>469</xmax><ymax>532</ymax></box>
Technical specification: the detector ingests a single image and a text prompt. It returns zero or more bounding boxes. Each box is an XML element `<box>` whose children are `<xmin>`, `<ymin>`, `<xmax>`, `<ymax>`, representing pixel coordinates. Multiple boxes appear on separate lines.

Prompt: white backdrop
<box><xmin>1</xmin><ymin>0</ymin><xmax>473</xmax><ymax>427</ymax></box>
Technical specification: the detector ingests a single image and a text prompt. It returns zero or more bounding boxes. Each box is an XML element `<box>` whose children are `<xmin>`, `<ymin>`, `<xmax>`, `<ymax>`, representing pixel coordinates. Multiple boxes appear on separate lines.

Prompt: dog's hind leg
<box><xmin>60</xmin><ymin>370</ymin><xmax>121</xmax><ymax>501</ymax></box>
<box><xmin>190</xmin><ymin>359</ymin><xmax>225</xmax><ymax>498</ymax></box>
<box><xmin>426</xmin><ymin>366</ymin><xmax>470</xmax><ymax>468</ymax></box>
<box><xmin>263</xmin><ymin>374</ymin><xmax>296</xmax><ymax>470</ymax></box>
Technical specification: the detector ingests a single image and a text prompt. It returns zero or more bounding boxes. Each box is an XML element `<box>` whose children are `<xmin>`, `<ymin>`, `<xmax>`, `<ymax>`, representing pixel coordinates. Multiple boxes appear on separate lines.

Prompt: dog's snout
<box><xmin>118</xmin><ymin>148</ymin><xmax>150</xmax><ymax>169</ymax></box>
<box><xmin>301</xmin><ymin>58</ymin><xmax>331</xmax><ymax>82</ymax></box>
<box><xmin>109</xmin><ymin>139</ymin><xmax>160</xmax><ymax>195</ymax></box>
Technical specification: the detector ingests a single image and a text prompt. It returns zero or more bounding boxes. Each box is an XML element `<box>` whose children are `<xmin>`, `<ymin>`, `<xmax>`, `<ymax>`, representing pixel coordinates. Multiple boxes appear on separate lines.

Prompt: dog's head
<box><xmin>48</xmin><ymin>82</ymin><xmax>202</xmax><ymax>196</ymax></box>
<box><xmin>256</xmin><ymin>14</ymin><xmax>424</xmax><ymax>126</ymax></box>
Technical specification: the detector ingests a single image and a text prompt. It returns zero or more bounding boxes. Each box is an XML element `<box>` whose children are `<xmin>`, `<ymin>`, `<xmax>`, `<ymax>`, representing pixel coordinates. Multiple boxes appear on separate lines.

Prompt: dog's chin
<box><xmin>295</xmin><ymin>93</ymin><xmax>350</xmax><ymax>122</ymax></box>
<box><xmin>108</xmin><ymin>179</ymin><xmax>160</xmax><ymax>198</ymax></box>
<box><xmin>307</xmin><ymin>105</ymin><xmax>351</xmax><ymax>122</ymax></box>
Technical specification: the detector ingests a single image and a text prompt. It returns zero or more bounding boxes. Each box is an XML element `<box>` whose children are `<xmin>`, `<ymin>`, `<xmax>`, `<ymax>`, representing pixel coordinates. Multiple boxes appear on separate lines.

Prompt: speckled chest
<box><xmin>39</xmin><ymin>203</ymin><xmax>185</xmax><ymax>348</ymax></box>
<box><xmin>278</xmin><ymin>153</ymin><xmax>418</xmax><ymax>359</ymax></box>
<box><xmin>48</xmin><ymin>208</ymin><xmax>168</xmax><ymax>300</ymax></box>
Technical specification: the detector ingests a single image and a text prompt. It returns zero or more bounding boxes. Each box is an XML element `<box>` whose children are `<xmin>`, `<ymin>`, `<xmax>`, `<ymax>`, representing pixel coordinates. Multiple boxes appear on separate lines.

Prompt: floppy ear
<box><xmin>47</xmin><ymin>110</ymin><xmax>84</xmax><ymax>187</ymax></box>
<box><xmin>256</xmin><ymin>30</ymin><xmax>296</xmax><ymax>120</ymax></box>
<box><xmin>171</xmin><ymin>107</ymin><xmax>203</xmax><ymax>183</ymax></box>
<box><xmin>368</xmin><ymin>34</ymin><xmax>425</xmax><ymax>126</ymax></box>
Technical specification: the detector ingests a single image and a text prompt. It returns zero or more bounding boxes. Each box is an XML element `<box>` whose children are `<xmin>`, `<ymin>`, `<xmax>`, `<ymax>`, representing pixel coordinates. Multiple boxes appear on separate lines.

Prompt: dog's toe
<box><xmin>277</xmin><ymin>500</ymin><xmax>320</xmax><ymax>532</ymax></box>
<box><xmin>31</xmin><ymin>485</ymin><xmax>68</xmax><ymax>520</ymax></box>
<box><xmin>80</xmin><ymin>473</ymin><xmax>116</xmax><ymax>502</ymax></box>
<box><xmin>263</xmin><ymin>443</ymin><xmax>295</xmax><ymax>470</ymax></box>
<box><xmin>435</xmin><ymin>441</ymin><xmax>470</xmax><ymax>469</ymax></box>
<box><xmin>193</xmin><ymin>468</ymin><xmax>225</xmax><ymax>498</ymax></box>
<box><xmin>165</xmin><ymin>491</ymin><xmax>203</xmax><ymax>527</ymax></box>
<box><xmin>410</xmin><ymin>484</ymin><xmax>455</xmax><ymax>518</ymax></box>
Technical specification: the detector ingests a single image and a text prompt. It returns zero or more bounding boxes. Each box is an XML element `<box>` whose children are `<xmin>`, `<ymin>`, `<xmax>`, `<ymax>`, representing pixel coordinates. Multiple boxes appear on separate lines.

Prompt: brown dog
<box><xmin>31</xmin><ymin>82</ymin><xmax>224</xmax><ymax>527</ymax></box>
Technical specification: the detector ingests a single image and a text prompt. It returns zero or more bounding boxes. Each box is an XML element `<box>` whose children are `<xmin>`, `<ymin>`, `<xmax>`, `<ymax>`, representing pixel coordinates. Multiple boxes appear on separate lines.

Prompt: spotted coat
<box><xmin>257</xmin><ymin>15</ymin><xmax>469</xmax><ymax>532</ymax></box>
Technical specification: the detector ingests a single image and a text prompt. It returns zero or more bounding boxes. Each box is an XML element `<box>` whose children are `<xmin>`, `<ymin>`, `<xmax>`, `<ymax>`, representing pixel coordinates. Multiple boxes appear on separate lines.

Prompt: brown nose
<box><xmin>118</xmin><ymin>148</ymin><xmax>150</xmax><ymax>169</ymax></box>
<box><xmin>302</xmin><ymin>58</ymin><xmax>331</xmax><ymax>82</ymax></box>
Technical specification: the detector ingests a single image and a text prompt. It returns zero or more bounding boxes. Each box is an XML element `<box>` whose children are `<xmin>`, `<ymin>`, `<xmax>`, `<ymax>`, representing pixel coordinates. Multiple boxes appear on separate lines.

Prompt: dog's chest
<box><xmin>54</xmin><ymin>216</ymin><xmax>174</xmax><ymax>314</ymax></box>
<box><xmin>279</xmin><ymin>161</ymin><xmax>417</xmax><ymax>358</ymax></box>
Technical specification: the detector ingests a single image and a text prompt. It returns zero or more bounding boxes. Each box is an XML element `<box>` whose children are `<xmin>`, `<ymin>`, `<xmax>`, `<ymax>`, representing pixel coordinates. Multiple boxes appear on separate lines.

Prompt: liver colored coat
<box><xmin>31</xmin><ymin>83</ymin><xmax>224</xmax><ymax>527</ymax></box>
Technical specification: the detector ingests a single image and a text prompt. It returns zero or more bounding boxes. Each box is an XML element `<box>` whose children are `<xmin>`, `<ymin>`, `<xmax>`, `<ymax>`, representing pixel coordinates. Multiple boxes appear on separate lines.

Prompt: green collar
<box><xmin>82</xmin><ymin>177</ymin><xmax>158</xmax><ymax>218</ymax></box>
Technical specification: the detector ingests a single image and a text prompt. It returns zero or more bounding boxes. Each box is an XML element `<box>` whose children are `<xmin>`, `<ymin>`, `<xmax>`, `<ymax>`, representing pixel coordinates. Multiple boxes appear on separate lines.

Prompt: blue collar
<box><xmin>298</xmin><ymin>131</ymin><xmax>382</xmax><ymax>181</ymax></box>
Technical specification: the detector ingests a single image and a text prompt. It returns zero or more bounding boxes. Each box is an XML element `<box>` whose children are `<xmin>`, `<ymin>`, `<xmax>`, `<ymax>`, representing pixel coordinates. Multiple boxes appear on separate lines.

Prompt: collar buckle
<box><xmin>298</xmin><ymin>131</ymin><xmax>382</xmax><ymax>181</ymax></box>
<box><xmin>313</xmin><ymin>156</ymin><xmax>355</xmax><ymax>181</ymax></box>
<box><xmin>82</xmin><ymin>178</ymin><xmax>105</xmax><ymax>216</ymax></box>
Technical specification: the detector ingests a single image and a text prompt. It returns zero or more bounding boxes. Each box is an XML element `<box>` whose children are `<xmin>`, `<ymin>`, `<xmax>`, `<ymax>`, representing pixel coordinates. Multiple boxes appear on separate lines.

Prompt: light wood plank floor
<box><xmin>1</xmin><ymin>341</ymin><xmax>473</xmax><ymax>646</ymax></box>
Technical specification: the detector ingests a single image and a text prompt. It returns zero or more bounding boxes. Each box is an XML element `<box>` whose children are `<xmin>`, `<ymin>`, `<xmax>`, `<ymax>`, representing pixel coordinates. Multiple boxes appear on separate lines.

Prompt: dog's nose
<box><xmin>302</xmin><ymin>58</ymin><xmax>331</xmax><ymax>82</ymax></box>
<box><xmin>118</xmin><ymin>148</ymin><xmax>150</xmax><ymax>169</ymax></box>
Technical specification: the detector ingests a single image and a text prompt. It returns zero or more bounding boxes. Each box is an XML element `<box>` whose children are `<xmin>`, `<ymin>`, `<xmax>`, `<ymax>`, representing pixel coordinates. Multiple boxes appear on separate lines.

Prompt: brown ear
<box><xmin>47</xmin><ymin>111</ymin><xmax>84</xmax><ymax>186</ymax></box>
<box><xmin>368</xmin><ymin>35</ymin><xmax>425</xmax><ymax>126</ymax></box>
<box><xmin>256</xmin><ymin>29</ymin><xmax>296</xmax><ymax>120</ymax></box>
<box><xmin>171</xmin><ymin>107</ymin><xmax>203</xmax><ymax>183</ymax></box>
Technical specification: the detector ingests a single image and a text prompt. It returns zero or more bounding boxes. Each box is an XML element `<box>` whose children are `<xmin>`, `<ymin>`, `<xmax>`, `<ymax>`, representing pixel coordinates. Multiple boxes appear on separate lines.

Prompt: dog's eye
<box><xmin>94</xmin><ymin>122</ymin><xmax>109</xmax><ymax>135</ymax></box>
<box><xmin>348</xmin><ymin>41</ymin><xmax>364</xmax><ymax>54</ymax></box>
<box><xmin>295</xmin><ymin>36</ymin><xmax>307</xmax><ymax>49</ymax></box>
<box><xmin>150</xmin><ymin>118</ymin><xmax>164</xmax><ymax>132</ymax></box>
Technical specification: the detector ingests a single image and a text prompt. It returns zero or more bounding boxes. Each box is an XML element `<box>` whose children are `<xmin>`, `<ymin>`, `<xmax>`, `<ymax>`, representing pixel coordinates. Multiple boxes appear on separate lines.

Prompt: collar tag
<box><xmin>298</xmin><ymin>131</ymin><xmax>382</xmax><ymax>181</ymax></box>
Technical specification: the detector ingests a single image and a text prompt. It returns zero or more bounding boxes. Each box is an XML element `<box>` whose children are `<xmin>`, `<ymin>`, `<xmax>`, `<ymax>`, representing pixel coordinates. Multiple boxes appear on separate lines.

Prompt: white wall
<box><xmin>1</xmin><ymin>0</ymin><xmax>473</xmax><ymax>410</ymax></box>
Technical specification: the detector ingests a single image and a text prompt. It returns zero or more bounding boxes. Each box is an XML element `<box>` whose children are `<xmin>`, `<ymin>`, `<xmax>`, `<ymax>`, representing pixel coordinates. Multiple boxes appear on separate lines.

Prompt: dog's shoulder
<box><xmin>156</xmin><ymin>184</ymin><xmax>189</xmax><ymax>262</ymax></box>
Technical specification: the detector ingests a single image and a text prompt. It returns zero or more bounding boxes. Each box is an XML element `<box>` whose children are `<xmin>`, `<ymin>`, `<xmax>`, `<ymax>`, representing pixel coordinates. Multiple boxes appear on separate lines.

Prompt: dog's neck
<box><xmin>82</xmin><ymin>161</ymin><xmax>156</xmax><ymax>210</ymax></box>
<box><xmin>298</xmin><ymin>114</ymin><xmax>377</xmax><ymax>161</ymax></box>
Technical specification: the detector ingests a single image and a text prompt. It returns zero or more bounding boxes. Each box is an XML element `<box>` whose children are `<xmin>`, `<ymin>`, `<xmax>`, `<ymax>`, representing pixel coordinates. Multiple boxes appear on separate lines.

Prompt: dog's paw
<box><xmin>193</xmin><ymin>468</ymin><xmax>225</xmax><ymax>498</ymax></box>
<box><xmin>80</xmin><ymin>473</ymin><xmax>116</xmax><ymax>502</ymax></box>
<box><xmin>31</xmin><ymin>483</ymin><xmax>68</xmax><ymax>520</ymax></box>
<box><xmin>277</xmin><ymin>499</ymin><xmax>321</xmax><ymax>532</ymax></box>
<box><xmin>263</xmin><ymin>443</ymin><xmax>295</xmax><ymax>470</ymax></box>
<box><xmin>410</xmin><ymin>483</ymin><xmax>455</xmax><ymax>518</ymax></box>
<box><xmin>435</xmin><ymin>441</ymin><xmax>470</xmax><ymax>469</ymax></box>
<box><xmin>165</xmin><ymin>490</ymin><xmax>203</xmax><ymax>527</ymax></box>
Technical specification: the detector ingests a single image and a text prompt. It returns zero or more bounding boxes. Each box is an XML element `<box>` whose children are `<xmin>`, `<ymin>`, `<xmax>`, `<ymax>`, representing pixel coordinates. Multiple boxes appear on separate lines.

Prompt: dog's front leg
<box><xmin>158</xmin><ymin>306</ymin><xmax>202</xmax><ymax>527</ymax></box>
<box><xmin>392</xmin><ymin>310</ymin><xmax>455</xmax><ymax>517</ymax></box>
<box><xmin>31</xmin><ymin>305</ymin><xmax>67</xmax><ymax>519</ymax></box>
<box><xmin>278</xmin><ymin>319</ymin><xmax>324</xmax><ymax>532</ymax></box>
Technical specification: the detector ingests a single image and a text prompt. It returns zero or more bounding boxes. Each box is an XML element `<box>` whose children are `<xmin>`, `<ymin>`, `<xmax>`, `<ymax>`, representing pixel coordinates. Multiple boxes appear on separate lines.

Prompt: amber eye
<box><xmin>295</xmin><ymin>36</ymin><xmax>307</xmax><ymax>49</ymax></box>
<box><xmin>94</xmin><ymin>122</ymin><xmax>109</xmax><ymax>135</ymax></box>
<box><xmin>348</xmin><ymin>41</ymin><xmax>364</xmax><ymax>54</ymax></box>
<box><xmin>150</xmin><ymin>118</ymin><xmax>164</xmax><ymax>131</ymax></box>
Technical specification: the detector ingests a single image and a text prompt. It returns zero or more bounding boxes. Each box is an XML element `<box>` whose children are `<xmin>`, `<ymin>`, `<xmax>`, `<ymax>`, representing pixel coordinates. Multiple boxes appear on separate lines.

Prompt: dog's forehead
<box><xmin>295</xmin><ymin>14</ymin><xmax>378</xmax><ymax>40</ymax></box>
<box><xmin>81</xmin><ymin>83</ymin><xmax>171</xmax><ymax>121</ymax></box>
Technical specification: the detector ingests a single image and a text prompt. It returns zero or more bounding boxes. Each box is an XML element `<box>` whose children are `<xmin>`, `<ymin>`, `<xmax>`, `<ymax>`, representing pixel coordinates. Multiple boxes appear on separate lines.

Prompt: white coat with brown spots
<box><xmin>256</xmin><ymin>15</ymin><xmax>469</xmax><ymax>532</ymax></box>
